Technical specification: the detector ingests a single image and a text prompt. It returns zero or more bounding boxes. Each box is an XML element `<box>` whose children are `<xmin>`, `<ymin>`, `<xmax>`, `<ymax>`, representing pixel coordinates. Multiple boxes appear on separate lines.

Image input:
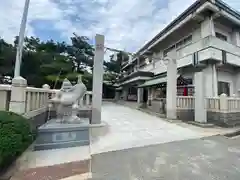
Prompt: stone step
<box><xmin>34</xmin><ymin>140</ymin><xmax>90</xmax><ymax>151</ymax></box>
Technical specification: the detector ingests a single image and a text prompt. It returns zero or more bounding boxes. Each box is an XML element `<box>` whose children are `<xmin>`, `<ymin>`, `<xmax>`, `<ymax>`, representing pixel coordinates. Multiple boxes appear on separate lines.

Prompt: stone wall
<box><xmin>144</xmin><ymin>99</ymin><xmax>240</xmax><ymax>127</ymax></box>
<box><xmin>177</xmin><ymin>109</ymin><xmax>194</xmax><ymax>122</ymax></box>
<box><xmin>176</xmin><ymin>110</ymin><xmax>240</xmax><ymax>127</ymax></box>
<box><xmin>25</xmin><ymin>109</ymin><xmax>56</xmax><ymax>132</ymax></box>
<box><xmin>147</xmin><ymin>100</ymin><xmax>166</xmax><ymax>114</ymax></box>
<box><xmin>148</xmin><ymin>100</ymin><xmax>161</xmax><ymax>113</ymax></box>
<box><xmin>28</xmin><ymin>111</ymin><xmax>47</xmax><ymax>131</ymax></box>
<box><xmin>207</xmin><ymin>111</ymin><xmax>240</xmax><ymax>127</ymax></box>
<box><xmin>147</xmin><ymin>100</ymin><xmax>195</xmax><ymax>121</ymax></box>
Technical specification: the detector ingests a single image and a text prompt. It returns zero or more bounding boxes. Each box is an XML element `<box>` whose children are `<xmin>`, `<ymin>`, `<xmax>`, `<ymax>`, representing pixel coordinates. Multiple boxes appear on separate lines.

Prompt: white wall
<box><xmin>140</xmin><ymin>22</ymin><xmax>201</xmax><ymax>75</ymax></box>
<box><xmin>214</xmin><ymin>22</ymin><xmax>232</xmax><ymax>43</ymax></box>
<box><xmin>192</xmin><ymin>65</ymin><xmax>218</xmax><ymax>97</ymax></box>
<box><xmin>151</xmin><ymin>60</ymin><xmax>167</xmax><ymax>75</ymax></box>
<box><xmin>192</xmin><ymin>27</ymin><xmax>201</xmax><ymax>42</ymax></box>
<box><xmin>201</xmin><ymin>16</ymin><xmax>215</xmax><ymax>38</ymax></box>
<box><xmin>203</xmin><ymin>65</ymin><xmax>216</xmax><ymax>97</ymax></box>
<box><xmin>232</xmin><ymin>30</ymin><xmax>240</xmax><ymax>47</ymax></box>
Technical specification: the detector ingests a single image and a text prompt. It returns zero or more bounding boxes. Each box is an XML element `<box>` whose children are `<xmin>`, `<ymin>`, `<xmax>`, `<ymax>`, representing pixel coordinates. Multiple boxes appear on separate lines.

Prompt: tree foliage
<box><xmin>0</xmin><ymin>34</ymin><xmax>122</xmax><ymax>90</ymax></box>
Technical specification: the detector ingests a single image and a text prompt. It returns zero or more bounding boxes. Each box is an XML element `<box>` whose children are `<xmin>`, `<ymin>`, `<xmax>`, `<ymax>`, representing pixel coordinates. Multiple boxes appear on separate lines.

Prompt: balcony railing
<box><xmin>121</xmin><ymin>36</ymin><xmax>240</xmax><ymax>83</ymax></box>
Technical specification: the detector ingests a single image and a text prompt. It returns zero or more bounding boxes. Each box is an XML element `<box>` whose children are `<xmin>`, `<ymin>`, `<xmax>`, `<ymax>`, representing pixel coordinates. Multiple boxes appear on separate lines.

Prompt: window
<box><xmin>163</xmin><ymin>35</ymin><xmax>192</xmax><ymax>57</ymax></box>
<box><xmin>176</xmin><ymin>41</ymin><xmax>183</xmax><ymax>49</ymax></box>
<box><xmin>216</xmin><ymin>32</ymin><xmax>227</xmax><ymax>41</ymax></box>
<box><xmin>218</xmin><ymin>81</ymin><xmax>230</xmax><ymax>96</ymax></box>
<box><xmin>163</xmin><ymin>44</ymin><xmax>175</xmax><ymax>57</ymax></box>
<box><xmin>184</xmin><ymin>35</ymin><xmax>192</xmax><ymax>44</ymax></box>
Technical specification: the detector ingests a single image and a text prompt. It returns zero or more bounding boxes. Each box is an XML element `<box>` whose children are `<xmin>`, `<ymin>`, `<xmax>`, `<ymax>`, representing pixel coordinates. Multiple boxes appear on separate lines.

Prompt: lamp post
<box><xmin>14</xmin><ymin>0</ymin><xmax>30</xmax><ymax>77</ymax></box>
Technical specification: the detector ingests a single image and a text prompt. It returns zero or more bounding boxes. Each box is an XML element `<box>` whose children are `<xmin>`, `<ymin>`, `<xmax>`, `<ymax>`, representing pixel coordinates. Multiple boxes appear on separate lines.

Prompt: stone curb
<box><xmin>223</xmin><ymin>129</ymin><xmax>240</xmax><ymax>137</ymax></box>
<box><xmin>186</xmin><ymin>121</ymin><xmax>215</xmax><ymax>128</ymax></box>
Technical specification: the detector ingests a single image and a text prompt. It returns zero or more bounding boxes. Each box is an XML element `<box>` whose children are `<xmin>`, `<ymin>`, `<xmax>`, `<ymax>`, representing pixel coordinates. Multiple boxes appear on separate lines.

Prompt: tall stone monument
<box><xmin>91</xmin><ymin>34</ymin><xmax>105</xmax><ymax>124</ymax></box>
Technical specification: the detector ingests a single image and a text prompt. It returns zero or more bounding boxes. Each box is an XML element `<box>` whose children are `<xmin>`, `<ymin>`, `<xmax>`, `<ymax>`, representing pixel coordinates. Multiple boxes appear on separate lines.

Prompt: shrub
<box><xmin>0</xmin><ymin>111</ymin><xmax>33</xmax><ymax>170</ymax></box>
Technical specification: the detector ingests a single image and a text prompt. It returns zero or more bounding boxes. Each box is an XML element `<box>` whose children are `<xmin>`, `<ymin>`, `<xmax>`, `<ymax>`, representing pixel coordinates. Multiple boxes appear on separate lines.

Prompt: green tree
<box><xmin>67</xmin><ymin>34</ymin><xmax>94</xmax><ymax>73</ymax></box>
<box><xmin>0</xmin><ymin>33</ymin><xmax>122</xmax><ymax>91</ymax></box>
<box><xmin>103</xmin><ymin>51</ymin><xmax>129</xmax><ymax>85</ymax></box>
<box><xmin>0</xmin><ymin>38</ymin><xmax>15</xmax><ymax>77</ymax></box>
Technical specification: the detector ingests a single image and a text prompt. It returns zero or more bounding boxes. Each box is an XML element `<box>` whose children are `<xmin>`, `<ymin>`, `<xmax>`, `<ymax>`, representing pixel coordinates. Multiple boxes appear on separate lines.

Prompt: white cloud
<box><xmin>0</xmin><ymin>0</ymin><xmax>239</xmax><ymax>60</ymax></box>
<box><xmin>0</xmin><ymin>0</ymin><xmax>63</xmax><ymax>42</ymax></box>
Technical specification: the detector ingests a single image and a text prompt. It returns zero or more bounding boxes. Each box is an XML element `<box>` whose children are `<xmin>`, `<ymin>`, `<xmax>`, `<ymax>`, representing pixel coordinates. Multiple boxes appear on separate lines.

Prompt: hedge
<box><xmin>0</xmin><ymin>111</ymin><xmax>34</xmax><ymax>170</ymax></box>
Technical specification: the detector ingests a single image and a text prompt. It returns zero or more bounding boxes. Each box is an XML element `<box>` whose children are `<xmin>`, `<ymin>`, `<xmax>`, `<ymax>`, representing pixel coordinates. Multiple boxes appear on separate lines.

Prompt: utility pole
<box><xmin>14</xmin><ymin>0</ymin><xmax>30</xmax><ymax>77</ymax></box>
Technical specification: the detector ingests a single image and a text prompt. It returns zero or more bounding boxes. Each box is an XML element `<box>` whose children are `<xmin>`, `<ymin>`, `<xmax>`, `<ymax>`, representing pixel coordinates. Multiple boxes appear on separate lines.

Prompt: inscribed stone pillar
<box><xmin>9</xmin><ymin>76</ymin><xmax>27</xmax><ymax>114</ymax></box>
<box><xmin>91</xmin><ymin>34</ymin><xmax>105</xmax><ymax>124</ymax></box>
<box><xmin>194</xmin><ymin>71</ymin><xmax>207</xmax><ymax>123</ymax></box>
<box><xmin>166</xmin><ymin>57</ymin><xmax>177</xmax><ymax>120</ymax></box>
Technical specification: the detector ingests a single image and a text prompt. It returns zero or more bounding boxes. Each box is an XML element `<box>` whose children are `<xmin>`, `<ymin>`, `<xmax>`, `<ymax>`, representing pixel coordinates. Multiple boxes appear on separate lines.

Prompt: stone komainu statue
<box><xmin>50</xmin><ymin>76</ymin><xmax>87</xmax><ymax>123</ymax></box>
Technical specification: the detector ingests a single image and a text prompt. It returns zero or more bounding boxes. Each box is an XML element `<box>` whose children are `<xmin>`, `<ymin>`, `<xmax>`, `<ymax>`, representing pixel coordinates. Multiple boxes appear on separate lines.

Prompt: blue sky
<box><xmin>0</xmin><ymin>0</ymin><xmax>240</xmax><ymax>60</ymax></box>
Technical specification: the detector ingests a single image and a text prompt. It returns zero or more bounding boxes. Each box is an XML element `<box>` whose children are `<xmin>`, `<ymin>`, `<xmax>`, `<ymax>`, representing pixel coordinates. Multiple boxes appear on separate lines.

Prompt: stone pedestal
<box><xmin>35</xmin><ymin>107</ymin><xmax>92</xmax><ymax>151</ymax></box>
<box><xmin>9</xmin><ymin>76</ymin><xmax>27</xmax><ymax>114</ymax></box>
<box><xmin>91</xmin><ymin>34</ymin><xmax>105</xmax><ymax>124</ymax></box>
<box><xmin>194</xmin><ymin>71</ymin><xmax>207</xmax><ymax>123</ymax></box>
<box><xmin>166</xmin><ymin>58</ymin><xmax>177</xmax><ymax>120</ymax></box>
<box><xmin>35</xmin><ymin>120</ymin><xmax>90</xmax><ymax>151</ymax></box>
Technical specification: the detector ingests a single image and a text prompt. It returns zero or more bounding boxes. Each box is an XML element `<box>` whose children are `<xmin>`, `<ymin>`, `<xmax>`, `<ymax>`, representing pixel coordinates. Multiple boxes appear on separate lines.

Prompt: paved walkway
<box><xmin>90</xmin><ymin>102</ymin><xmax>233</xmax><ymax>154</ymax></box>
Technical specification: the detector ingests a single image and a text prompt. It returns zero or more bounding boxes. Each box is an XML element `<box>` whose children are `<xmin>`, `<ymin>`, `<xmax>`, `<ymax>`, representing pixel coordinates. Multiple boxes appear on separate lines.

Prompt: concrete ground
<box><xmin>90</xmin><ymin>102</ymin><xmax>236</xmax><ymax>154</ymax></box>
<box><xmin>91</xmin><ymin>135</ymin><xmax>240</xmax><ymax>180</ymax></box>
<box><xmin>9</xmin><ymin>102</ymin><xmax>239</xmax><ymax>180</ymax></box>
